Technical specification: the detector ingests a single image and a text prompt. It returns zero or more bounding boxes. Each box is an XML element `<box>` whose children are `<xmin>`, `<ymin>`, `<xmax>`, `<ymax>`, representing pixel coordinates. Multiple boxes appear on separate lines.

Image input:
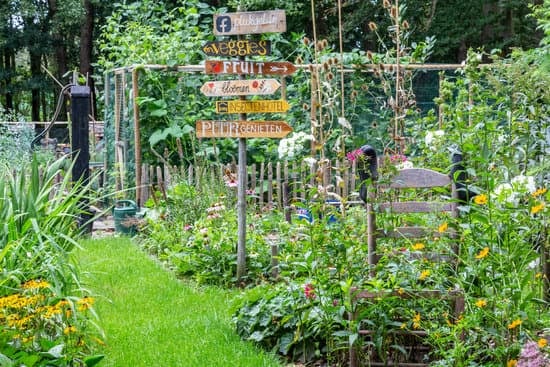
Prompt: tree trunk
<box><xmin>30</xmin><ymin>50</ymin><xmax>41</xmax><ymax>122</ymax></box>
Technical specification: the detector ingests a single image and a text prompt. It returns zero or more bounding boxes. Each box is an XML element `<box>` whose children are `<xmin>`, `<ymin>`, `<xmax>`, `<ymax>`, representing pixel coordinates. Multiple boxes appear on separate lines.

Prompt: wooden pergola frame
<box><xmin>107</xmin><ymin>62</ymin><xmax>494</xmax><ymax>206</ymax></box>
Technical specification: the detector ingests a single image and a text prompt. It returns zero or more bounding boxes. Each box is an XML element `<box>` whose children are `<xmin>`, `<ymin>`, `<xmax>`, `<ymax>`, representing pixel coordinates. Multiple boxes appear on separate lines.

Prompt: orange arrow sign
<box><xmin>216</xmin><ymin>100</ymin><xmax>290</xmax><ymax>114</ymax></box>
<box><xmin>205</xmin><ymin>61</ymin><xmax>297</xmax><ymax>76</ymax></box>
<box><xmin>200</xmin><ymin>79</ymin><xmax>280</xmax><ymax>97</ymax></box>
<box><xmin>196</xmin><ymin>120</ymin><xmax>292</xmax><ymax>138</ymax></box>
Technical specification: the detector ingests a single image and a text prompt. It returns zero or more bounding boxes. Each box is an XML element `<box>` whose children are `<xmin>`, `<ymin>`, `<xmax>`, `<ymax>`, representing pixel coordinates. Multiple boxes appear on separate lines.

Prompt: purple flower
<box><xmin>517</xmin><ymin>341</ymin><xmax>550</xmax><ymax>367</ymax></box>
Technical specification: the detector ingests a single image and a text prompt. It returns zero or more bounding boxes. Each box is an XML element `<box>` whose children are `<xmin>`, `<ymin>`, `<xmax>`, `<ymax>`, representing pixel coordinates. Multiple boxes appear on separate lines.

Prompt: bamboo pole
<box><xmin>132</xmin><ymin>68</ymin><xmax>142</xmax><ymax>206</ymax></box>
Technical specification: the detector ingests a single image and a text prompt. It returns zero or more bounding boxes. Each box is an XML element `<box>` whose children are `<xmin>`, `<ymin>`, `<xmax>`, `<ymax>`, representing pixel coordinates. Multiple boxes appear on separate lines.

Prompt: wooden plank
<box><xmin>276</xmin><ymin>162</ymin><xmax>282</xmax><ymax>209</ymax></box>
<box><xmin>378</xmin><ymin>201</ymin><xmax>455</xmax><ymax>213</ymax></box>
<box><xmin>259</xmin><ymin>162</ymin><xmax>264</xmax><ymax>207</ymax></box>
<box><xmin>216</xmin><ymin>99</ymin><xmax>289</xmax><ymax>114</ymax></box>
<box><xmin>201</xmin><ymin>40</ymin><xmax>271</xmax><ymax>57</ymax></box>
<box><xmin>205</xmin><ymin>60</ymin><xmax>296</xmax><ymax>76</ymax></box>
<box><xmin>196</xmin><ymin>120</ymin><xmax>292</xmax><ymax>138</ymax></box>
<box><xmin>388</xmin><ymin>168</ymin><xmax>451</xmax><ymax>188</ymax></box>
<box><xmin>267</xmin><ymin>162</ymin><xmax>273</xmax><ymax>206</ymax></box>
<box><xmin>213</xmin><ymin>10</ymin><xmax>286</xmax><ymax>36</ymax></box>
<box><xmin>200</xmin><ymin>79</ymin><xmax>280</xmax><ymax>97</ymax></box>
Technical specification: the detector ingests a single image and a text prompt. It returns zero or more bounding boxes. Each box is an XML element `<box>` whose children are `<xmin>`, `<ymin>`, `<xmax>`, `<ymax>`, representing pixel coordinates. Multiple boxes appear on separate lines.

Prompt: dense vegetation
<box><xmin>0</xmin><ymin>0</ymin><xmax>548</xmax><ymax>366</ymax></box>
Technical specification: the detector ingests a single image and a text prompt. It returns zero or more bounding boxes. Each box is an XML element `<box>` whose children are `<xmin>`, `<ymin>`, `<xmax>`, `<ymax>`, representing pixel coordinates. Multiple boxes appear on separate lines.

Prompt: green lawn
<box><xmin>74</xmin><ymin>237</ymin><xmax>283</xmax><ymax>367</ymax></box>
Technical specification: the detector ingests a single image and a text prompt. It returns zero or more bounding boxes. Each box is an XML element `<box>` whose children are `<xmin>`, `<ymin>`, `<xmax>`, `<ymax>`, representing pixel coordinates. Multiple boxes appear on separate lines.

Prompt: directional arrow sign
<box><xmin>196</xmin><ymin>120</ymin><xmax>292</xmax><ymax>138</ymax></box>
<box><xmin>205</xmin><ymin>60</ymin><xmax>297</xmax><ymax>76</ymax></box>
<box><xmin>216</xmin><ymin>100</ymin><xmax>290</xmax><ymax>114</ymax></box>
<box><xmin>201</xmin><ymin>40</ymin><xmax>271</xmax><ymax>57</ymax></box>
<box><xmin>214</xmin><ymin>10</ymin><xmax>286</xmax><ymax>36</ymax></box>
<box><xmin>200</xmin><ymin>79</ymin><xmax>280</xmax><ymax>97</ymax></box>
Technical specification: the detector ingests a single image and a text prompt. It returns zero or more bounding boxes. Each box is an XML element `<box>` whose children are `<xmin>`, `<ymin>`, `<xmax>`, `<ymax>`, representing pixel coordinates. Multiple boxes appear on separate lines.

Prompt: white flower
<box><xmin>278</xmin><ymin>132</ymin><xmax>314</xmax><ymax>160</ymax></box>
<box><xmin>425</xmin><ymin>130</ymin><xmax>445</xmax><ymax>151</ymax></box>
<box><xmin>511</xmin><ymin>175</ymin><xmax>536</xmax><ymax>194</ymax></box>
<box><xmin>303</xmin><ymin>157</ymin><xmax>317</xmax><ymax>166</ymax></box>
<box><xmin>492</xmin><ymin>183</ymin><xmax>518</xmax><ymax>206</ymax></box>
<box><xmin>397</xmin><ymin>160</ymin><xmax>414</xmax><ymax>170</ymax></box>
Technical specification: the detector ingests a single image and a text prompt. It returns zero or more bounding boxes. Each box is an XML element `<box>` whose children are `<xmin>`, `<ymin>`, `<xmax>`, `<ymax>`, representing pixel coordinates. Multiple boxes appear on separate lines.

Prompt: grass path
<box><xmin>74</xmin><ymin>237</ymin><xmax>282</xmax><ymax>367</ymax></box>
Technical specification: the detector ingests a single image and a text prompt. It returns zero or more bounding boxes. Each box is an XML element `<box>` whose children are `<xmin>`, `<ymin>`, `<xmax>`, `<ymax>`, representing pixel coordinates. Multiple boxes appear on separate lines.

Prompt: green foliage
<box><xmin>0</xmin><ymin>155</ymin><xmax>104</xmax><ymax>366</ymax></box>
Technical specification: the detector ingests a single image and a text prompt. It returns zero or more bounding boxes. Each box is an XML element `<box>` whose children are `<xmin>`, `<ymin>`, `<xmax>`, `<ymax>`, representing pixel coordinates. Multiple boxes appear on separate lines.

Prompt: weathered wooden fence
<box><xmin>138</xmin><ymin>159</ymin><xmax>363</xmax><ymax>208</ymax></box>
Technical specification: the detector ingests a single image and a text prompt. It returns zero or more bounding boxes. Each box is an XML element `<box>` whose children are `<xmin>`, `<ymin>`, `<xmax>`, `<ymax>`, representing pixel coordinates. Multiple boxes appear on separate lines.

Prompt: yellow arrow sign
<box><xmin>216</xmin><ymin>100</ymin><xmax>290</xmax><ymax>114</ymax></box>
<box><xmin>200</xmin><ymin>79</ymin><xmax>280</xmax><ymax>97</ymax></box>
<box><xmin>196</xmin><ymin>120</ymin><xmax>292</xmax><ymax>139</ymax></box>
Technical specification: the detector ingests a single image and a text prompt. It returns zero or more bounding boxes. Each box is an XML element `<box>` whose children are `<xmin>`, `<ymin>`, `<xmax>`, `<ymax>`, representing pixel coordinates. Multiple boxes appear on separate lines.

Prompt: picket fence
<box><xmin>137</xmin><ymin>159</ymin><xmax>364</xmax><ymax>209</ymax></box>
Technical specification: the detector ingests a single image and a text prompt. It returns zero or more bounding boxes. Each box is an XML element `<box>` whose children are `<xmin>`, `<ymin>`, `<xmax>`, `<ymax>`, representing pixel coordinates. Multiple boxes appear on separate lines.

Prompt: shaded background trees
<box><xmin>0</xmin><ymin>0</ymin><xmax>544</xmax><ymax>122</ymax></box>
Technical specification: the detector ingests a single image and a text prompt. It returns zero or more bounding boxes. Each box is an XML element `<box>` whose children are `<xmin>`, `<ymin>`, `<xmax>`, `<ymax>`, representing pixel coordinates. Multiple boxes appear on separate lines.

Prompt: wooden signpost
<box><xmin>216</xmin><ymin>99</ymin><xmax>289</xmax><ymax>114</ymax></box>
<box><xmin>213</xmin><ymin>10</ymin><xmax>286</xmax><ymax>36</ymax></box>
<box><xmin>200</xmin><ymin>79</ymin><xmax>280</xmax><ymax>96</ymax></box>
<box><xmin>205</xmin><ymin>60</ymin><xmax>296</xmax><ymax>76</ymax></box>
<box><xmin>201</xmin><ymin>40</ymin><xmax>271</xmax><ymax>57</ymax></box>
<box><xmin>196</xmin><ymin>120</ymin><xmax>292</xmax><ymax>138</ymax></box>
<box><xmin>200</xmin><ymin>8</ymin><xmax>288</xmax><ymax>282</ymax></box>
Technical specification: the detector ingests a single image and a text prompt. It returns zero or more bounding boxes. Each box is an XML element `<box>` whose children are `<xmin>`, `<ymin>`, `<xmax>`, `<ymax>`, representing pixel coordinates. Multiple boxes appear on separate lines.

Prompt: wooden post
<box><xmin>236</xmin><ymin>33</ymin><xmax>247</xmax><ymax>282</ymax></box>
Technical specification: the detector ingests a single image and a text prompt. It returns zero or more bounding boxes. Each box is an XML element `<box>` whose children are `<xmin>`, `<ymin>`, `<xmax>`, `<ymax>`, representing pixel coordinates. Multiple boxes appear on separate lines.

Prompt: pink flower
<box><xmin>183</xmin><ymin>224</ymin><xmax>193</xmax><ymax>231</ymax></box>
<box><xmin>346</xmin><ymin>148</ymin><xmax>363</xmax><ymax>162</ymax></box>
<box><xmin>304</xmin><ymin>283</ymin><xmax>316</xmax><ymax>300</ymax></box>
<box><xmin>225</xmin><ymin>179</ymin><xmax>238</xmax><ymax>188</ymax></box>
<box><xmin>389</xmin><ymin>154</ymin><xmax>408</xmax><ymax>163</ymax></box>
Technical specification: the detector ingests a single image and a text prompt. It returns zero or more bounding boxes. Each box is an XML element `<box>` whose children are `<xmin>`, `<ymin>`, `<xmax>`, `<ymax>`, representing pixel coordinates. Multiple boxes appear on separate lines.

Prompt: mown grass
<box><xmin>73</xmin><ymin>237</ymin><xmax>283</xmax><ymax>367</ymax></box>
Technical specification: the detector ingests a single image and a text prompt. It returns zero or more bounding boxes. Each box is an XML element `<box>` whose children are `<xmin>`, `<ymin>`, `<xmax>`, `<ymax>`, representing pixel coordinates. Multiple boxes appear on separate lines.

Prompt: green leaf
<box><xmin>84</xmin><ymin>355</ymin><xmax>105</xmax><ymax>367</ymax></box>
<box><xmin>0</xmin><ymin>353</ymin><xmax>14</xmax><ymax>367</ymax></box>
<box><xmin>40</xmin><ymin>344</ymin><xmax>64</xmax><ymax>359</ymax></box>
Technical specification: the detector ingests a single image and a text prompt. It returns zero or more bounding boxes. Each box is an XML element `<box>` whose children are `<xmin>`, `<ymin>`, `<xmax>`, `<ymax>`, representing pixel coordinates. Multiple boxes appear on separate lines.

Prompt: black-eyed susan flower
<box><xmin>412</xmin><ymin>243</ymin><xmax>425</xmax><ymax>251</ymax></box>
<box><xmin>412</xmin><ymin>312</ymin><xmax>421</xmax><ymax>329</ymax></box>
<box><xmin>532</xmin><ymin>187</ymin><xmax>547</xmax><ymax>198</ymax></box>
<box><xmin>508</xmin><ymin>318</ymin><xmax>522</xmax><ymax>329</ymax></box>
<box><xmin>474</xmin><ymin>194</ymin><xmax>488</xmax><ymax>205</ymax></box>
<box><xmin>475</xmin><ymin>247</ymin><xmax>489</xmax><ymax>259</ymax></box>
<box><xmin>531</xmin><ymin>202</ymin><xmax>545</xmax><ymax>215</ymax></box>
<box><xmin>475</xmin><ymin>299</ymin><xmax>487</xmax><ymax>308</ymax></box>
<box><xmin>419</xmin><ymin>269</ymin><xmax>430</xmax><ymax>281</ymax></box>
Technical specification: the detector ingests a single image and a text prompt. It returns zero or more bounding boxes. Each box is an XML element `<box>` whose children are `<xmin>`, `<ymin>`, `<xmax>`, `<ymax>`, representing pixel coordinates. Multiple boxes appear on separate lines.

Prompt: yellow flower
<box><xmin>438</xmin><ymin>222</ymin><xmax>448</xmax><ymax>233</ymax></box>
<box><xmin>412</xmin><ymin>243</ymin><xmax>425</xmax><ymax>251</ymax></box>
<box><xmin>538</xmin><ymin>338</ymin><xmax>548</xmax><ymax>348</ymax></box>
<box><xmin>507</xmin><ymin>359</ymin><xmax>517</xmax><ymax>367</ymax></box>
<box><xmin>77</xmin><ymin>296</ymin><xmax>95</xmax><ymax>312</ymax></box>
<box><xmin>64</xmin><ymin>325</ymin><xmax>77</xmax><ymax>335</ymax></box>
<box><xmin>21</xmin><ymin>279</ymin><xmax>50</xmax><ymax>290</ymax></box>
<box><xmin>419</xmin><ymin>269</ymin><xmax>430</xmax><ymax>281</ymax></box>
<box><xmin>474</xmin><ymin>194</ymin><xmax>488</xmax><ymax>205</ymax></box>
<box><xmin>475</xmin><ymin>299</ymin><xmax>487</xmax><ymax>308</ymax></box>
<box><xmin>532</xmin><ymin>187</ymin><xmax>547</xmax><ymax>198</ymax></box>
<box><xmin>531</xmin><ymin>202</ymin><xmax>545</xmax><ymax>215</ymax></box>
<box><xmin>412</xmin><ymin>313</ymin><xmax>421</xmax><ymax>329</ymax></box>
<box><xmin>475</xmin><ymin>247</ymin><xmax>489</xmax><ymax>259</ymax></box>
<box><xmin>507</xmin><ymin>318</ymin><xmax>522</xmax><ymax>329</ymax></box>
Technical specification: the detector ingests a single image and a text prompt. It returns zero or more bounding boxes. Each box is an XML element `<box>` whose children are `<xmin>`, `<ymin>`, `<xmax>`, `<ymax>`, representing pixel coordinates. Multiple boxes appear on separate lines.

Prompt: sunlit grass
<box><xmin>74</xmin><ymin>237</ymin><xmax>283</xmax><ymax>367</ymax></box>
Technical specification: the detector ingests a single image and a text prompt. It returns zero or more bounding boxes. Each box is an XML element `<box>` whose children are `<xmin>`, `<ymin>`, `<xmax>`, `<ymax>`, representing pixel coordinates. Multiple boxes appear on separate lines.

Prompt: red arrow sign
<box><xmin>205</xmin><ymin>61</ymin><xmax>297</xmax><ymax>76</ymax></box>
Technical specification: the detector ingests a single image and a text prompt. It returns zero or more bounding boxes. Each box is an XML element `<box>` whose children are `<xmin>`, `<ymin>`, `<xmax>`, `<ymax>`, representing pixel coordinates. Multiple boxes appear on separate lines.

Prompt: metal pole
<box><xmin>70</xmin><ymin>84</ymin><xmax>93</xmax><ymax>234</ymax></box>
